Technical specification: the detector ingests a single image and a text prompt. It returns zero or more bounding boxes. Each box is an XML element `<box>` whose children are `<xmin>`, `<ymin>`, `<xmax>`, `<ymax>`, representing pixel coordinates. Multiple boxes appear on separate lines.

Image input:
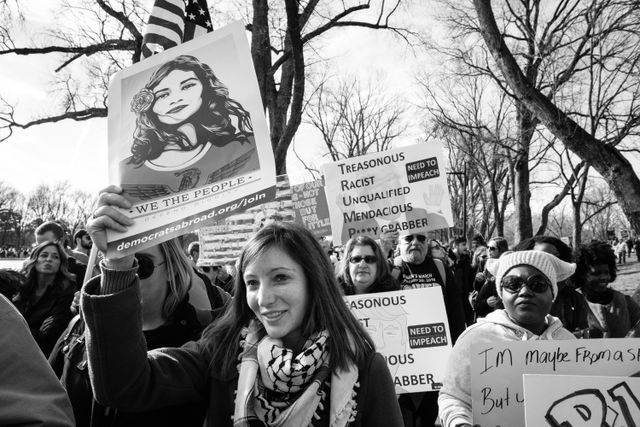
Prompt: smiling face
<box><xmin>35</xmin><ymin>244</ymin><xmax>61</xmax><ymax>275</ymax></box>
<box><xmin>348</xmin><ymin>244</ymin><xmax>378</xmax><ymax>293</ymax></box>
<box><xmin>244</xmin><ymin>246</ymin><xmax>310</xmax><ymax>350</ymax></box>
<box><xmin>152</xmin><ymin>69</ymin><xmax>203</xmax><ymax>125</ymax></box>
<box><xmin>500</xmin><ymin>265</ymin><xmax>554</xmax><ymax>334</ymax></box>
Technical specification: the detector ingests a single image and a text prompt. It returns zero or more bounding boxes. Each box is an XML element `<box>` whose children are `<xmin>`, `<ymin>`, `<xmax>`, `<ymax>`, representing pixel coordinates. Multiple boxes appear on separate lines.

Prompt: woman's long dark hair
<box><xmin>338</xmin><ymin>235</ymin><xmax>399</xmax><ymax>295</ymax></box>
<box><xmin>129</xmin><ymin>55</ymin><xmax>254</xmax><ymax>166</ymax></box>
<box><xmin>17</xmin><ymin>240</ymin><xmax>74</xmax><ymax>304</ymax></box>
<box><xmin>203</xmin><ymin>222</ymin><xmax>375</xmax><ymax>376</ymax></box>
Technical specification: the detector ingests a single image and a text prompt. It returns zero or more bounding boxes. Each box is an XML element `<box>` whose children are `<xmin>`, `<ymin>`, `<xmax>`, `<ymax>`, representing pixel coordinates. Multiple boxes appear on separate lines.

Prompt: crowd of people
<box><xmin>1</xmin><ymin>195</ymin><xmax>639</xmax><ymax>426</ymax></box>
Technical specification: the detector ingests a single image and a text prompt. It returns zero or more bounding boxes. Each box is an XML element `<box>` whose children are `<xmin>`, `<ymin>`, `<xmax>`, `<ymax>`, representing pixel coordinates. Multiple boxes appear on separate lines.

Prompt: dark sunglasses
<box><xmin>134</xmin><ymin>253</ymin><xmax>166</xmax><ymax>280</ymax></box>
<box><xmin>501</xmin><ymin>274</ymin><xmax>551</xmax><ymax>294</ymax></box>
<box><xmin>488</xmin><ymin>246</ymin><xmax>499</xmax><ymax>251</ymax></box>
<box><xmin>402</xmin><ymin>234</ymin><xmax>427</xmax><ymax>243</ymax></box>
<box><xmin>349</xmin><ymin>255</ymin><xmax>377</xmax><ymax>264</ymax></box>
<box><xmin>202</xmin><ymin>266</ymin><xmax>220</xmax><ymax>273</ymax></box>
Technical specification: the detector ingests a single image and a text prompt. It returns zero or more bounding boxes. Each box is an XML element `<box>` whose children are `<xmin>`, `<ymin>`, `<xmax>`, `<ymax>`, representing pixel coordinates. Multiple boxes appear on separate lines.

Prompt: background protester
<box><xmin>81</xmin><ymin>194</ymin><xmax>403</xmax><ymax>427</ymax></box>
<box><xmin>338</xmin><ymin>235</ymin><xmax>399</xmax><ymax>295</ymax></box>
<box><xmin>13</xmin><ymin>240</ymin><xmax>75</xmax><ymax>357</ymax></box>
<box><xmin>471</xmin><ymin>238</ymin><xmax>509</xmax><ymax>319</ymax></box>
<box><xmin>35</xmin><ymin>221</ymin><xmax>86</xmax><ymax>290</ymax></box>
<box><xmin>394</xmin><ymin>232</ymin><xmax>466</xmax><ymax>427</ymax></box>
<box><xmin>450</xmin><ymin>237</ymin><xmax>474</xmax><ymax>327</ymax></box>
<box><xmin>50</xmin><ymin>238</ymin><xmax>228</xmax><ymax>427</ymax></box>
<box><xmin>438</xmin><ymin>251</ymin><xmax>577</xmax><ymax>427</ymax></box>
<box><xmin>513</xmin><ymin>236</ymin><xmax>589</xmax><ymax>336</ymax></box>
<box><xmin>574</xmin><ymin>241</ymin><xmax>640</xmax><ymax>338</ymax></box>
<box><xmin>215</xmin><ymin>264</ymin><xmax>235</xmax><ymax>294</ymax></box>
<box><xmin>429</xmin><ymin>239</ymin><xmax>454</xmax><ymax>267</ymax></box>
<box><xmin>0</xmin><ymin>293</ymin><xmax>75</xmax><ymax>426</ymax></box>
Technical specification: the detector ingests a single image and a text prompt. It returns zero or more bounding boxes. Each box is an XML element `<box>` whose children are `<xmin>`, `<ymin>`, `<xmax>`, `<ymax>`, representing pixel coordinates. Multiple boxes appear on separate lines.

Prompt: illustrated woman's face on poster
<box><xmin>152</xmin><ymin>69</ymin><xmax>203</xmax><ymax>125</ymax></box>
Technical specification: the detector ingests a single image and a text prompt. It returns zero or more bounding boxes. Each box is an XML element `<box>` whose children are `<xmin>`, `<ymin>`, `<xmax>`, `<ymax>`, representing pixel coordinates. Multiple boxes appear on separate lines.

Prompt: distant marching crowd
<box><xmin>1</xmin><ymin>199</ymin><xmax>639</xmax><ymax>427</ymax></box>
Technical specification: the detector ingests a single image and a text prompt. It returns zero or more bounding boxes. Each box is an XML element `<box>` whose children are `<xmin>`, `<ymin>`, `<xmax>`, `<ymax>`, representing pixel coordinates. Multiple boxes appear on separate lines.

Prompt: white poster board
<box><xmin>524</xmin><ymin>374</ymin><xmax>640</xmax><ymax>427</ymax></box>
<box><xmin>471</xmin><ymin>339</ymin><xmax>640</xmax><ymax>426</ymax></box>
<box><xmin>106</xmin><ymin>21</ymin><xmax>276</xmax><ymax>257</ymax></box>
<box><xmin>345</xmin><ymin>288</ymin><xmax>452</xmax><ymax>394</ymax></box>
<box><xmin>322</xmin><ymin>144</ymin><xmax>454</xmax><ymax>245</ymax></box>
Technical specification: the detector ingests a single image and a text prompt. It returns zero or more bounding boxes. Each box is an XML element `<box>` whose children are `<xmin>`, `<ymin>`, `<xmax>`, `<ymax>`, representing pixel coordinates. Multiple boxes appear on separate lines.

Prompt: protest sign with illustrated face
<box><xmin>345</xmin><ymin>288</ymin><xmax>452</xmax><ymax>394</ymax></box>
<box><xmin>523</xmin><ymin>374</ymin><xmax>640</xmax><ymax>427</ymax></box>
<box><xmin>471</xmin><ymin>338</ymin><xmax>640</xmax><ymax>426</ymax></box>
<box><xmin>106</xmin><ymin>21</ymin><xmax>276</xmax><ymax>258</ymax></box>
<box><xmin>322</xmin><ymin>144</ymin><xmax>454</xmax><ymax>245</ymax></box>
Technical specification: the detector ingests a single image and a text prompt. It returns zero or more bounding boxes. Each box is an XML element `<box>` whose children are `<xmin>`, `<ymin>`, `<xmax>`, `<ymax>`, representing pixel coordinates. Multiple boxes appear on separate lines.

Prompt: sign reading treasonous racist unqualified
<box><xmin>290</xmin><ymin>179</ymin><xmax>331</xmax><ymax>238</ymax></box>
<box><xmin>523</xmin><ymin>374</ymin><xmax>640</xmax><ymax>427</ymax></box>
<box><xmin>198</xmin><ymin>175</ymin><xmax>292</xmax><ymax>266</ymax></box>
<box><xmin>106</xmin><ymin>21</ymin><xmax>276</xmax><ymax>258</ymax></box>
<box><xmin>322</xmin><ymin>144</ymin><xmax>454</xmax><ymax>245</ymax></box>
<box><xmin>471</xmin><ymin>338</ymin><xmax>640</xmax><ymax>427</ymax></box>
<box><xmin>344</xmin><ymin>288</ymin><xmax>452</xmax><ymax>394</ymax></box>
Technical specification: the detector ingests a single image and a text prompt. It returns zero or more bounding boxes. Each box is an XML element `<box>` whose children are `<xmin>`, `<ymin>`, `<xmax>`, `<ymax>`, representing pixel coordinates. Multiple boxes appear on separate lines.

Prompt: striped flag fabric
<box><xmin>141</xmin><ymin>0</ymin><xmax>213</xmax><ymax>59</ymax></box>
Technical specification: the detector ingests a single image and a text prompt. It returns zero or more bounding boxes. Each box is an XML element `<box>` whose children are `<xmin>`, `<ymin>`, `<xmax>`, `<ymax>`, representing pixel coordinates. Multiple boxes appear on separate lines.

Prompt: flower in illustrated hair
<box><xmin>130</xmin><ymin>88</ymin><xmax>154</xmax><ymax>113</ymax></box>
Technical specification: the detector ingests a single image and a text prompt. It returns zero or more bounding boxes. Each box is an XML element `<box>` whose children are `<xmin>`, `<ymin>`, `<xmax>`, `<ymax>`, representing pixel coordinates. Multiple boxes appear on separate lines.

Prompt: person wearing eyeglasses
<box><xmin>48</xmin><ymin>237</ymin><xmax>228</xmax><ymax>427</ymax></box>
<box><xmin>338</xmin><ymin>235</ymin><xmax>399</xmax><ymax>295</ymax></box>
<box><xmin>394</xmin><ymin>232</ymin><xmax>467</xmax><ymax>427</ymax></box>
<box><xmin>438</xmin><ymin>250</ymin><xmax>576</xmax><ymax>427</ymax></box>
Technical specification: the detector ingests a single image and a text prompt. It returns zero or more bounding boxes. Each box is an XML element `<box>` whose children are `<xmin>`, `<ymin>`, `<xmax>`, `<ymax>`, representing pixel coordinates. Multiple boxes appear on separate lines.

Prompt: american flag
<box><xmin>141</xmin><ymin>0</ymin><xmax>213</xmax><ymax>59</ymax></box>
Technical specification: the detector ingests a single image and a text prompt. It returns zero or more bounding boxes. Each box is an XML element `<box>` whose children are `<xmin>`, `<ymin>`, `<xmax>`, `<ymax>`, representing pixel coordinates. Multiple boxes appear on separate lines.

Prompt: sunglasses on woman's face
<box><xmin>402</xmin><ymin>234</ymin><xmax>427</xmax><ymax>243</ymax></box>
<box><xmin>501</xmin><ymin>274</ymin><xmax>551</xmax><ymax>294</ymax></box>
<box><xmin>488</xmin><ymin>246</ymin><xmax>498</xmax><ymax>251</ymax></box>
<box><xmin>349</xmin><ymin>255</ymin><xmax>377</xmax><ymax>264</ymax></box>
<box><xmin>134</xmin><ymin>253</ymin><xmax>166</xmax><ymax>280</ymax></box>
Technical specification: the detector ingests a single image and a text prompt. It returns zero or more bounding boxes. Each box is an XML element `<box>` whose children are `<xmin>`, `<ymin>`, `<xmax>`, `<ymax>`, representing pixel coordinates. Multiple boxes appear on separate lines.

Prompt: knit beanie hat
<box><xmin>485</xmin><ymin>250</ymin><xmax>576</xmax><ymax>301</ymax></box>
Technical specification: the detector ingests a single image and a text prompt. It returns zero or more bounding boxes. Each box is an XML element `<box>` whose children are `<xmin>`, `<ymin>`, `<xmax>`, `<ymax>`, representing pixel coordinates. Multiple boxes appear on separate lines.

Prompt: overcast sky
<box><xmin>0</xmin><ymin>0</ymin><xmax>435</xmax><ymax>196</ymax></box>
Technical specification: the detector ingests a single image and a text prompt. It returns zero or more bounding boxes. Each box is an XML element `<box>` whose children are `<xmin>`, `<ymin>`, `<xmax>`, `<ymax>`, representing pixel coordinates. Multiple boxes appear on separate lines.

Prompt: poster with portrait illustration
<box><xmin>523</xmin><ymin>375</ymin><xmax>640</xmax><ymax>427</ymax></box>
<box><xmin>345</xmin><ymin>287</ymin><xmax>452</xmax><ymax>394</ymax></box>
<box><xmin>470</xmin><ymin>338</ymin><xmax>640</xmax><ymax>427</ymax></box>
<box><xmin>322</xmin><ymin>143</ymin><xmax>454</xmax><ymax>245</ymax></box>
<box><xmin>106</xmin><ymin>21</ymin><xmax>276</xmax><ymax>258</ymax></box>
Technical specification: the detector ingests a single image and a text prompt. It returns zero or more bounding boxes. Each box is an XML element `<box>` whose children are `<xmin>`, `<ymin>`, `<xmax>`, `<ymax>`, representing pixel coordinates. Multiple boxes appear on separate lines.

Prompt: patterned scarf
<box><xmin>233</xmin><ymin>321</ymin><xmax>359</xmax><ymax>427</ymax></box>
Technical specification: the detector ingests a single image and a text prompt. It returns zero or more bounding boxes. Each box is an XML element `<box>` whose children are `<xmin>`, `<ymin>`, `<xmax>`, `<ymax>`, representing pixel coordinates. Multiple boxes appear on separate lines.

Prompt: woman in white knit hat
<box><xmin>437</xmin><ymin>250</ymin><xmax>577</xmax><ymax>427</ymax></box>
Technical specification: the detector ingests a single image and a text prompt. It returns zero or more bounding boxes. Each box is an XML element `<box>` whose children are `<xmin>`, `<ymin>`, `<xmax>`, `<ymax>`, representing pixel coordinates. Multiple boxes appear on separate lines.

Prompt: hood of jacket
<box><xmin>477</xmin><ymin>309</ymin><xmax>572</xmax><ymax>340</ymax></box>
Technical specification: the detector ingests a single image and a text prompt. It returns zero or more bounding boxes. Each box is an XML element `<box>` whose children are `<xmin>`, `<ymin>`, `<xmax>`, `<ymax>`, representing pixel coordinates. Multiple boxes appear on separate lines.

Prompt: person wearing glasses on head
<box><xmin>438</xmin><ymin>250</ymin><xmax>576</xmax><ymax>427</ymax></box>
<box><xmin>338</xmin><ymin>235</ymin><xmax>400</xmax><ymax>296</ymax></box>
<box><xmin>48</xmin><ymin>237</ymin><xmax>229</xmax><ymax>427</ymax></box>
<box><xmin>393</xmin><ymin>232</ymin><xmax>467</xmax><ymax>427</ymax></box>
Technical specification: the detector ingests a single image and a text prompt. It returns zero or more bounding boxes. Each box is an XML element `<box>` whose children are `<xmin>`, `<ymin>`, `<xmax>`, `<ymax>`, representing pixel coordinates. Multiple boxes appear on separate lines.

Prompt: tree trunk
<box><xmin>572</xmin><ymin>201</ymin><xmax>582</xmax><ymax>247</ymax></box>
<box><xmin>474</xmin><ymin>0</ymin><xmax>640</xmax><ymax>235</ymax></box>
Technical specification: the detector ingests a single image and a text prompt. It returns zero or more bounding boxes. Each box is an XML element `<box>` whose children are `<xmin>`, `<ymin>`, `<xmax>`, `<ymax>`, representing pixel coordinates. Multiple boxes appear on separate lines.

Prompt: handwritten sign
<box><xmin>290</xmin><ymin>179</ymin><xmax>331</xmax><ymax>238</ymax></box>
<box><xmin>322</xmin><ymin>144</ymin><xmax>453</xmax><ymax>245</ymax></box>
<box><xmin>471</xmin><ymin>339</ymin><xmax>640</xmax><ymax>426</ymax></box>
<box><xmin>524</xmin><ymin>374</ymin><xmax>640</xmax><ymax>427</ymax></box>
<box><xmin>199</xmin><ymin>175</ymin><xmax>293</xmax><ymax>266</ymax></box>
<box><xmin>106</xmin><ymin>21</ymin><xmax>276</xmax><ymax>257</ymax></box>
<box><xmin>345</xmin><ymin>288</ymin><xmax>452</xmax><ymax>394</ymax></box>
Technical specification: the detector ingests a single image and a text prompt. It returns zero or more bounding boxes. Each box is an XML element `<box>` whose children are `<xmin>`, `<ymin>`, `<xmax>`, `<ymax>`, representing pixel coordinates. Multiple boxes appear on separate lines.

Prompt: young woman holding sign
<box><xmin>81</xmin><ymin>186</ymin><xmax>403</xmax><ymax>427</ymax></box>
<box><xmin>437</xmin><ymin>250</ymin><xmax>577</xmax><ymax>427</ymax></box>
